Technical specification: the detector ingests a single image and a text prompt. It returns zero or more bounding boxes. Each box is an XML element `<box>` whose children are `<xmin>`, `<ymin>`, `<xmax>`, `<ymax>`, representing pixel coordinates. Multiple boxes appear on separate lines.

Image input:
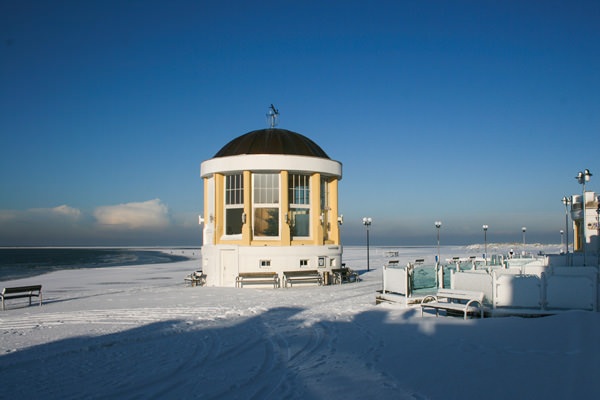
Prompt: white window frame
<box><xmin>252</xmin><ymin>173</ymin><xmax>280</xmax><ymax>239</ymax></box>
<box><xmin>289</xmin><ymin>173</ymin><xmax>311</xmax><ymax>239</ymax></box>
<box><xmin>223</xmin><ymin>173</ymin><xmax>244</xmax><ymax>239</ymax></box>
<box><xmin>320</xmin><ymin>176</ymin><xmax>331</xmax><ymax>241</ymax></box>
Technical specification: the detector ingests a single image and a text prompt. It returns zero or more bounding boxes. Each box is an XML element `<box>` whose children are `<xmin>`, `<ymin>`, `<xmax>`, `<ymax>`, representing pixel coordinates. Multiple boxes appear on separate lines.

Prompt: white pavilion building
<box><xmin>570</xmin><ymin>190</ymin><xmax>599</xmax><ymax>257</ymax></box>
<box><xmin>199</xmin><ymin>121</ymin><xmax>343</xmax><ymax>287</ymax></box>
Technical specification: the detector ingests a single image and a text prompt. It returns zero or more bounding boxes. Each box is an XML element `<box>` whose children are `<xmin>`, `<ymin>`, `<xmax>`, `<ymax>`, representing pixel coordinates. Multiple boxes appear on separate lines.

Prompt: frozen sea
<box><xmin>0</xmin><ymin>248</ymin><xmax>193</xmax><ymax>281</ymax></box>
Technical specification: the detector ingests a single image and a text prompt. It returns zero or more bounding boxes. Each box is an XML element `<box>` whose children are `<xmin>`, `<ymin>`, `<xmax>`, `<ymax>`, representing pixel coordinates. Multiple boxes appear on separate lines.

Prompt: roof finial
<box><xmin>266</xmin><ymin>104</ymin><xmax>279</xmax><ymax>128</ymax></box>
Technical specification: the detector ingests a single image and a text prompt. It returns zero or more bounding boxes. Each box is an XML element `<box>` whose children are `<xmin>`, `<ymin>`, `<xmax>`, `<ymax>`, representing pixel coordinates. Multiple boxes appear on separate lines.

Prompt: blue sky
<box><xmin>1</xmin><ymin>0</ymin><xmax>599</xmax><ymax>246</ymax></box>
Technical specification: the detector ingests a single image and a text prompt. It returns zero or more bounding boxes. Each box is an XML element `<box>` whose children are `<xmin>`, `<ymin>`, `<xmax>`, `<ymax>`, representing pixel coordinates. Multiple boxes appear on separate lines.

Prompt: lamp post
<box><xmin>482</xmin><ymin>225</ymin><xmax>488</xmax><ymax>265</ymax></box>
<box><xmin>562</xmin><ymin>196</ymin><xmax>571</xmax><ymax>257</ymax></box>
<box><xmin>560</xmin><ymin>230</ymin><xmax>564</xmax><ymax>250</ymax></box>
<box><xmin>576</xmin><ymin>169</ymin><xmax>592</xmax><ymax>266</ymax></box>
<box><xmin>435</xmin><ymin>221</ymin><xmax>442</xmax><ymax>264</ymax></box>
<box><xmin>362</xmin><ymin>217</ymin><xmax>372</xmax><ymax>271</ymax></box>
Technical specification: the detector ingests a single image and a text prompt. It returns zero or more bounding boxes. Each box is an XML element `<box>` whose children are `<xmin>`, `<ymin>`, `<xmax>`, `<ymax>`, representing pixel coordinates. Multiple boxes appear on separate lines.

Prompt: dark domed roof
<box><xmin>214</xmin><ymin>128</ymin><xmax>330</xmax><ymax>159</ymax></box>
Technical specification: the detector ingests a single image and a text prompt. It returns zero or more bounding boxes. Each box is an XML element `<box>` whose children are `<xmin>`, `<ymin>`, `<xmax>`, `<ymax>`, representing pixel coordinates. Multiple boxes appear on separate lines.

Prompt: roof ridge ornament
<box><xmin>266</xmin><ymin>104</ymin><xmax>279</xmax><ymax>128</ymax></box>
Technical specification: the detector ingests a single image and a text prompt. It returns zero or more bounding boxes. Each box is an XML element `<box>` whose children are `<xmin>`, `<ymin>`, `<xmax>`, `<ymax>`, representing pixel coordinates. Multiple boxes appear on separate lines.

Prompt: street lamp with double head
<box><xmin>362</xmin><ymin>217</ymin><xmax>372</xmax><ymax>271</ymax></box>
<box><xmin>562</xmin><ymin>196</ymin><xmax>571</xmax><ymax>256</ymax></box>
<box><xmin>483</xmin><ymin>225</ymin><xmax>489</xmax><ymax>265</ymax></box>
<box><xmin>435</xmin><ymin>221</ymin><xmax>442</xmax><ymax>264</ymax></box>
<box><xmin>576</xmin><ymin>169</ymin><xmax>592</xmax><ymax>265</ymax></box>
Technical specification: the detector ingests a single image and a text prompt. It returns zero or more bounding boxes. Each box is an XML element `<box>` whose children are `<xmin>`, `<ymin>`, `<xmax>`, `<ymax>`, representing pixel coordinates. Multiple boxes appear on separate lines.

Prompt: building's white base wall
<box><xmin>201</xmin><ymin>244</ymin><xmax>343</xmax><ymax>287</ymax></box>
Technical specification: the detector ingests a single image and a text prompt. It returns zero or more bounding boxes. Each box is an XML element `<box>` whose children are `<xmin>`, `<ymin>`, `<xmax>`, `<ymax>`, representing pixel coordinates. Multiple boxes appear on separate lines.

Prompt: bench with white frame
<box><xmin>283</xmin><ymin>270</ymin><xmax>323</xmax><ymax>288</ymax></box>
<box><xmin>236</xmin><ymin>272</ymin><xmax>279</xmax><ymax>288</ymax></box>
<box><xmin>420</xmin><ymin>288</ymin><xmax>485</xmax><ymax>319</ymax></box>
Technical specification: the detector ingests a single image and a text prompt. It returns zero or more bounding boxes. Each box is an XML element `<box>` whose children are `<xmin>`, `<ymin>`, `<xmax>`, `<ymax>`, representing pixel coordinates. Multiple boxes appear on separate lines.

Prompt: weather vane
<box><xmin>266</xmin><ymin>104</ymin><xmax>279</xmax><ymax>128</ymax></box>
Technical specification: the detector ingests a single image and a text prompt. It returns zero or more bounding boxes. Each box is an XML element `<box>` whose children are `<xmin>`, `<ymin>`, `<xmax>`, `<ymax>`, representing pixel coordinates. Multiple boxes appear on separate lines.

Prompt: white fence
<box><xmin>546</xmin><ymin>268</ymin><xmax>598</xmax><ymax>310</ymax></box>
<box><xmin>382</xmin><ymin>262</ymin><xmax>409</xmax><ymax>296</ymax></box>
<box><xmin>381</xmin><ymin>258</ymin><xmax>599</xmax><ymax>312</ymax></box>
<box><xmin>451</xmin><ymin>270</ymin><xmax>493</xmax><ymax>303</ymax></box>
<box><xmin>450</xmin><ymin>266</ymin><xmax>599</xmax><ymax>311</ymax></box>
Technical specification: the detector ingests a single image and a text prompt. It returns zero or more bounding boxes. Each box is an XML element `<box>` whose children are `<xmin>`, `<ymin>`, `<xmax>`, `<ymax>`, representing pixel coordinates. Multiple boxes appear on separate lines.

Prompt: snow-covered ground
<box><xmin>1</xmin><ymin>245</ymin><xmax>598</xmax><ymax>399</ymax></box>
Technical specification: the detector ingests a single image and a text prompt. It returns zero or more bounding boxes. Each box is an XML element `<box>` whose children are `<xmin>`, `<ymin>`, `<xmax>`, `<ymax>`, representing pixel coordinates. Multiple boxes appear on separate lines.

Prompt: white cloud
<box><xmin>94</xmin><ymin>199</ymin><xmax>171</xmax><ymax>230</ymax></box>
<box><xmin>28</xmin><ymin>204</ymin><xmax>82</xmax><ymax>219</ymax></box>
<box><xmin>0</xmin><ymin>211</ymin><xmax>17</xmax><ymax>222</ymax></box>
<box><xmin>51</xmin><ymin>204</ymin><xmax>82</xmax><ymax>218</ymax></box>
<box><xmin>0</xmin><ymin>201</ymin><xmax>201</xmax><ymax>245</ymax></box>
<box><xmin>0</xmin><ymin>205</ymin><xmax>82</xmax><ymax>222</ymax></box>
<box><xmin>0</xmin><ymin>205</ymin><xmax>85</xmax><ymax>245</ymax></box>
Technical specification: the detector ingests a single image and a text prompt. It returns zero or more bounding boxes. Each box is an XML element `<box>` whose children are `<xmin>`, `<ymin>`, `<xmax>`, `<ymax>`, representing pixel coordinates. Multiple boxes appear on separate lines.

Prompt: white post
<box><xmin>435</xmin><ymin>221</ymin><xmax>442</xmax><ymax>263</ymax></box>
<box><xmin>483</xmin><ymin>225</ymin><xmax>489</xmax><ymax>265</ymax></box>
<box><xmin>492</xmin><ymin>270</ymin><xmax>497</xmax><ymax>310</ymax></box>
<box><xmin>382</xmin><ymin>264</ymin><xmax>387</xmax><ymax>294</ymax></box>
<box><xmin>405</xmin><ymin>263</ymin><xmax>411</xmax><ymax>300</ymax></box>
<box><xmin>576</xmin><ymin>170</ymin><xmax>592</xmax><ymax>265</ymax></box>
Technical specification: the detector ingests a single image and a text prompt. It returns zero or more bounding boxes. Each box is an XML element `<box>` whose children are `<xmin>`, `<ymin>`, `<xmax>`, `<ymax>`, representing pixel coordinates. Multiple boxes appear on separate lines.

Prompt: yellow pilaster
<box><xmin>329</xmin><ymin>179</ymin><xmax>340</xmax><ymax>245</ymax></box>
<box><xmin>574</xmin><ymin>221</ymin><xmax>582</xmax><ymax>252</ymax></box>
<box><xmin>311</xmin><ymin>173</ymin><xmax>323</xmax><ymax>245</ymax></box>
<box><xmin>281</xmin><ymin>170</ymin><xmax>291</xmax><ymax>245</ymax></box>
<box><xmin>214</xmin><ymin>173</ymin><xmax>224</xmax><ymax>243</ymax></box>
<box><xmin>242</xmin><ymin>170</ymin><xmax>252</xmax><ymax>245</ymax></box>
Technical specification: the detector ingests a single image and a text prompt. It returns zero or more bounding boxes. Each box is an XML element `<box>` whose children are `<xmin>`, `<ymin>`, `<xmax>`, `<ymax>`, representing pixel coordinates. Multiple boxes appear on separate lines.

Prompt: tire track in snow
<box><xmin>248</xmin><ymin>318</ymin><xmax>296</xmax><ymax>400</ymax></box>
<box><xmin>258</xmin><ymin>318</ymin><xmax>340</xmax><ymax>398</ymax></box>
<box><xmin>349</xmin><ymin>317</ymin><xmax>412</xmax><ymax>396</ymax></box>
<box><xmin>288</xmin><ymin>322</ymin><xmax>324</xmax><ymax>363</ymax></box>
<box><xmin>136</xmin><ymin>325</ymin><xmax>212</xmax><ymax>400</ymax></box>
<box><xmin>1</xmin><ymin>307</ymin><xmax>250</xmax><ymax>398</ymax></box>
<box><xmin>0</xmin><ymin>307</ymin><xmax>234</xmax><ymax>330</ymax></box>
<box><xmin>198</xmin><ymin>317</ymin><xmax>295</xmax><ymax>400</ymax></box>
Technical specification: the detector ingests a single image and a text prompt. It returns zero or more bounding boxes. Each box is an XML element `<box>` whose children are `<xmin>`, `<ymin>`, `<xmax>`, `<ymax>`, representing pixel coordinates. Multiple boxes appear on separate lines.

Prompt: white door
<box><xmin>220</xmin><ymin>250</ymin><xmax>236</xmax><ymax>287</ymax></box>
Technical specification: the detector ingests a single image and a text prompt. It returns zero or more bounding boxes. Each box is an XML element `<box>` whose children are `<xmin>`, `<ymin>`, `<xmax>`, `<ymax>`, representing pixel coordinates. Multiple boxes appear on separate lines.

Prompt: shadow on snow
<box><xmin>0</xmin><ymin>307</ymin><xmax>599</xmax><ymax>399</ymax></box>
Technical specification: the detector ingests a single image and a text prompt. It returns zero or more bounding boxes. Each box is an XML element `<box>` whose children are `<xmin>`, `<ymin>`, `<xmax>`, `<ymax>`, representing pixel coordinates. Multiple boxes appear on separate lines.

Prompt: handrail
<box><xmin>464</xmin><ymin>299</ymin><xmax>484</xmax><ymax>319</ymax></box>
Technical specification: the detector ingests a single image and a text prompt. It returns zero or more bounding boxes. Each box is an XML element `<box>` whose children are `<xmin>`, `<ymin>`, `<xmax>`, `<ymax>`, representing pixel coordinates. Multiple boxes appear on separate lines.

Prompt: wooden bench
<box><xmin>184</xmin><ymin>271</ymin><xmax>206</xmax><ymax>287</ymax></box>
<box><xmin>331</xmin><ymin>268</ymin><xmax>359</xmax><ymax>284</ymax></box>
<box><xmin>283</xmin><ymin>270</ymin><xmax>323</xmax><ymax>288</ymax></box>
<box><xmin>2</xmin><ymin>285</ymin><xmax>42</xmax><ymax>311</ymax></box>
<box><xmin>420</xmin><ymin>288</ymin><xmax>484</xmax><ymax>320</ymax></box>
<box><xmin>236</xmin><ymin>272</ymin><xmax>279</xmax><ymax>288</ymax></box>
